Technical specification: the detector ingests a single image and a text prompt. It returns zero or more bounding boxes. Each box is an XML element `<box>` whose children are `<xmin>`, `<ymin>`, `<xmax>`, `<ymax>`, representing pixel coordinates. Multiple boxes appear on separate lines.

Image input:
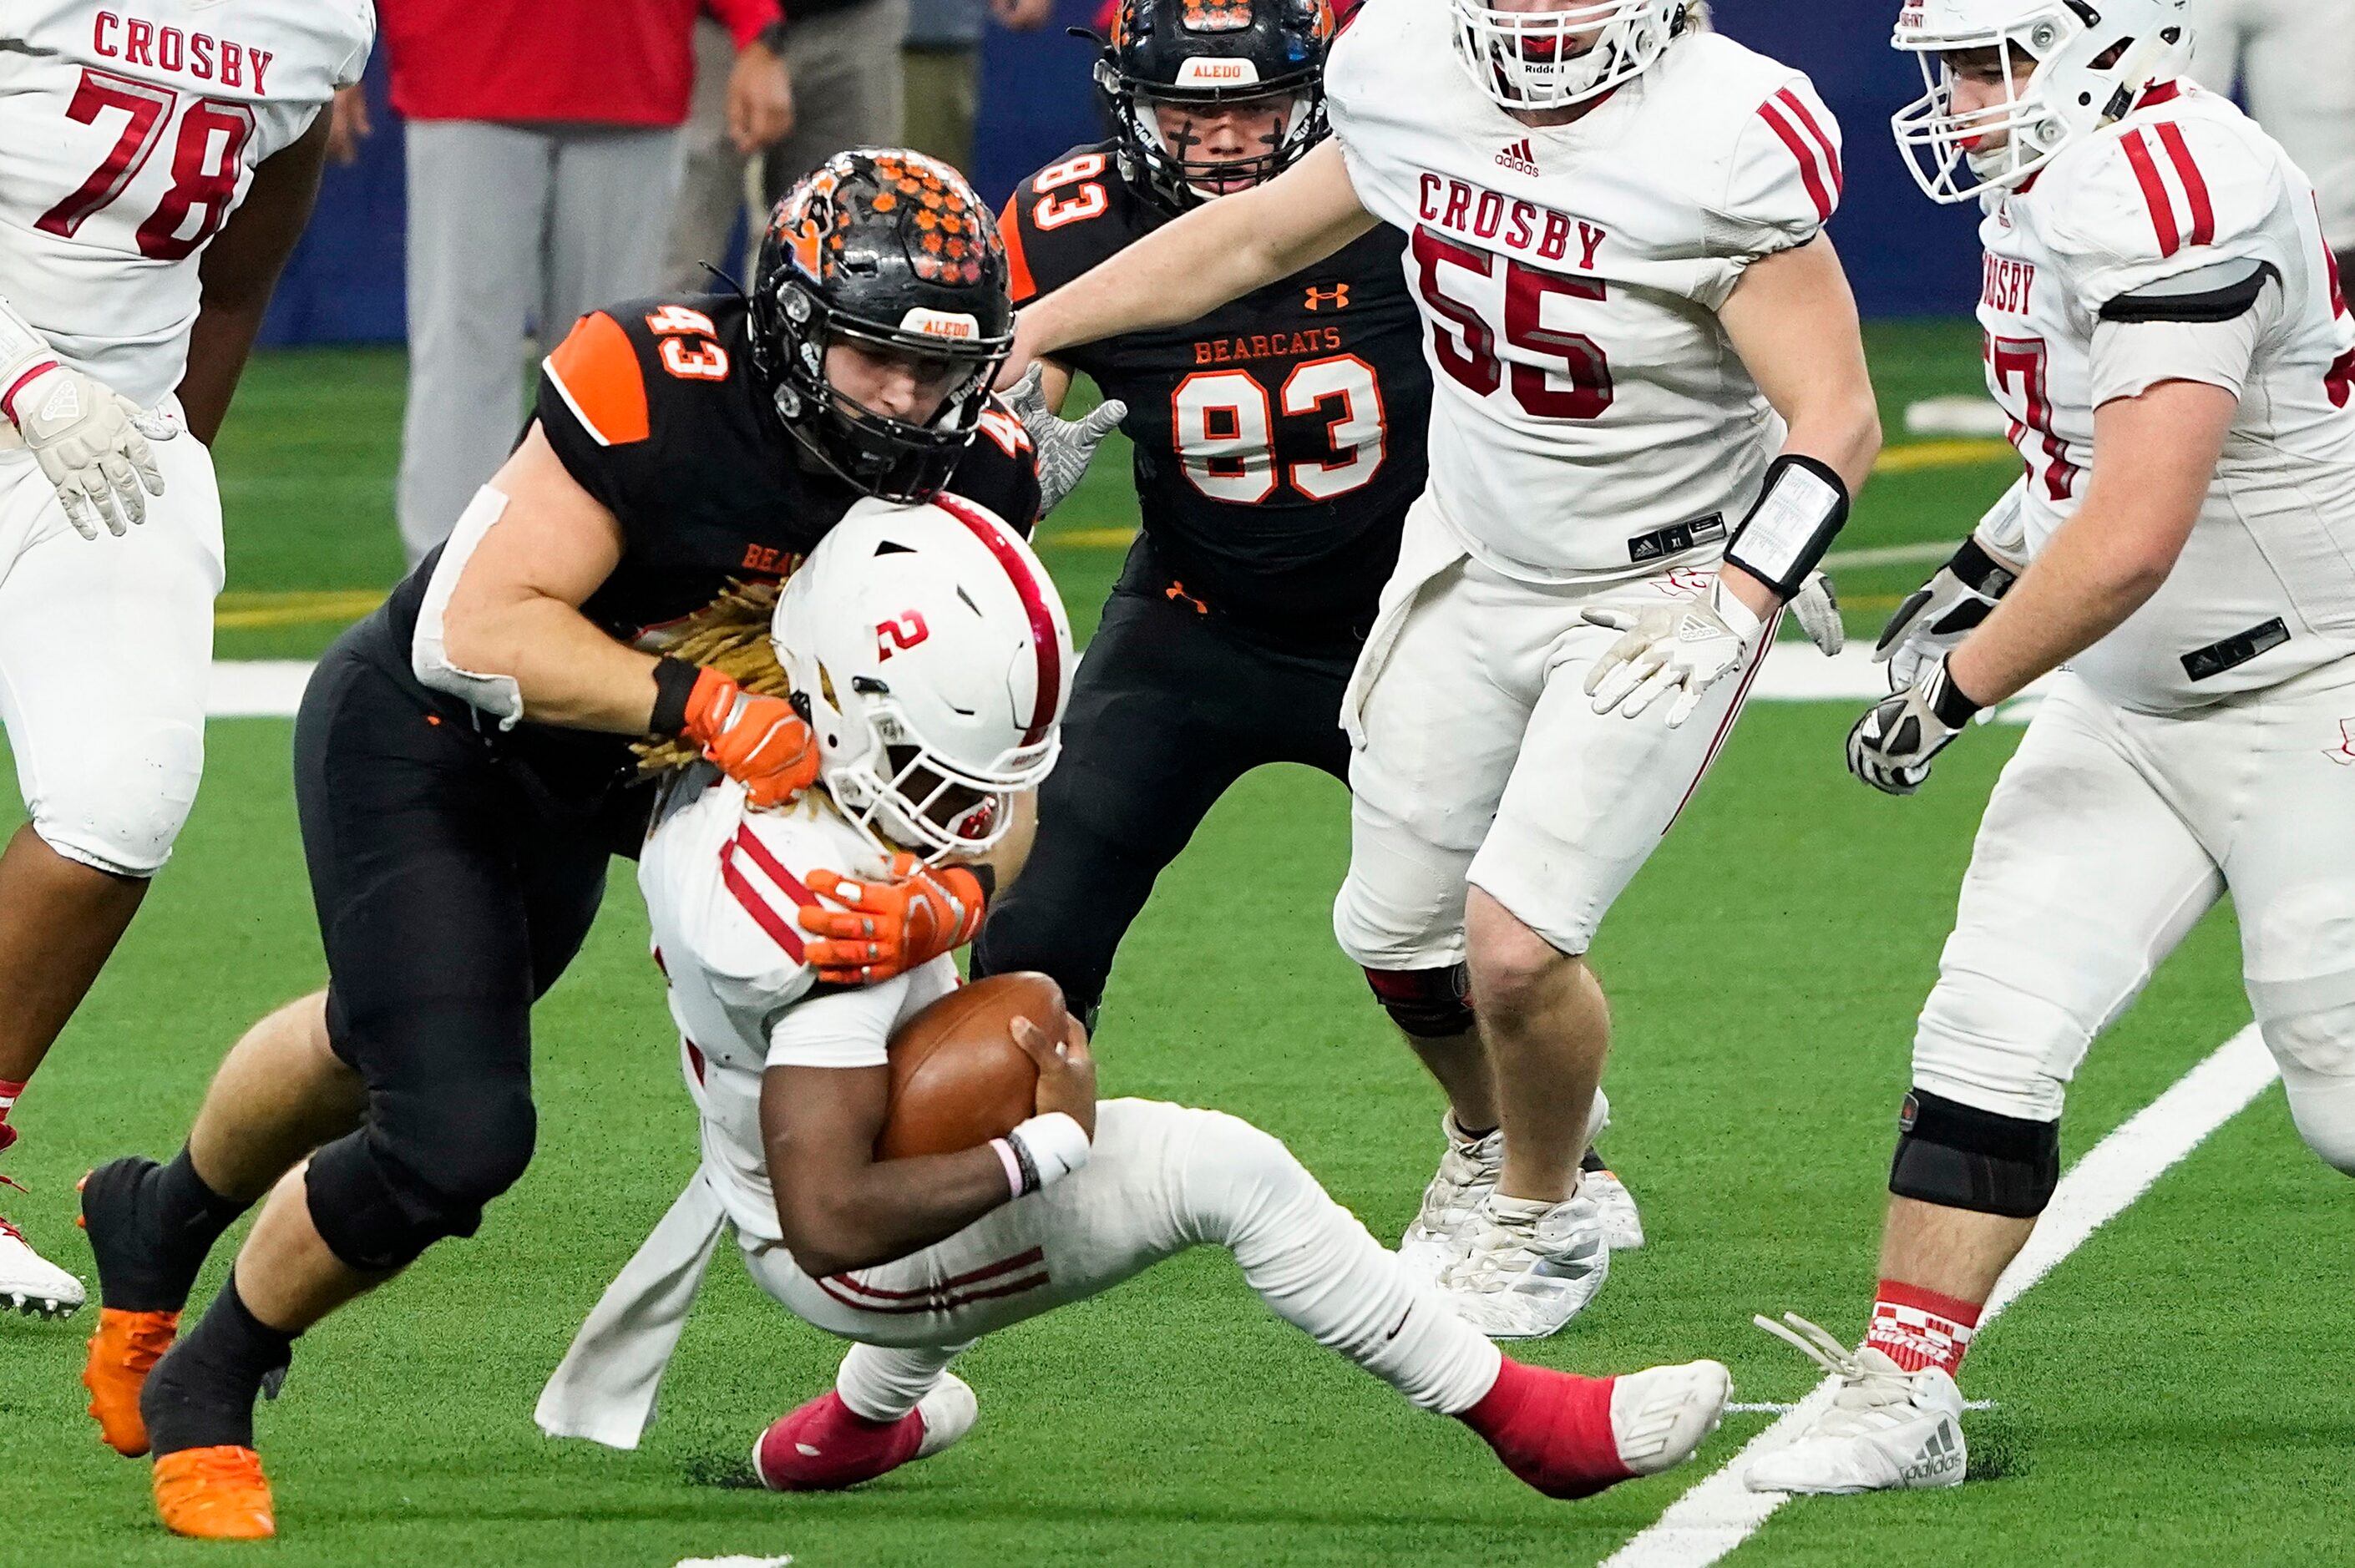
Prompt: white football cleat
<box><xmin>1397</xmin><ymin>1115</ymin><xmax>1502</xmax><ymax>1283</ymax></box>
<box><xmin>1436</xmin><ymin>1191</ymin><xmax>1610</xmax><ymax>1339</ymax></box>
<box><xmin>1613</xmin><ymin>1359</ymin><xmax>1735</xmax><ymax>1476</ymax></box>
<box><xmin>1583</xmin><ymin>1166</ymin><xmax>1644</xmax><ymax>1250</ymax></box>
<box><xmin>0</xmin><ymin>1212</ymin><xmax>85</xmax><ymax>1319</ymax></box>
<box><xmin>1744</xmin><ymin>1314</ymin><xmax>1967</xmax><ymax>1495</ymax></box>
<box><xmin>911</xmin><ymin>1372</ymin><xmax>979</xmax><ymax>1460</ymax></box>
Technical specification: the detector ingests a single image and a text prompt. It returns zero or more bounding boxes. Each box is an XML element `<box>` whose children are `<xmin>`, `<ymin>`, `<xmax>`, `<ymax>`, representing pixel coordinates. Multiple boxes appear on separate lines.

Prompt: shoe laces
<box><xmin>168</xmin><ymin>1446</ymin><xmax>269</xmax><ymax>1495</ymax></box>
<box><xmin>1754</xmin><ymin>1313</ymin><xmax>1920</xmax><ymax>1431</ymax></box>
<box><xmin>113</xmin><ymin>1311</ymin><xmax>180</xmax><ymax>1367</ymax></box>
<box><xmin>1441</xmin><ymin>1197</ymin><xmax>1596</xmax><ymax>1292</ymax></box>
<box><xmin>1416</xmin><ymin>1120</ymin><xmax>1502</xmax><ymax>1224</ymax></box>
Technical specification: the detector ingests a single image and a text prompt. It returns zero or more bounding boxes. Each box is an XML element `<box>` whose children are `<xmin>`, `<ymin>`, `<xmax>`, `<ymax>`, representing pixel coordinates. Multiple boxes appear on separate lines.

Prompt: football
<box><xmin>875</xmin><ymin>972</ymin><xmax>1067</xmax><ymax>1160</ymax></box>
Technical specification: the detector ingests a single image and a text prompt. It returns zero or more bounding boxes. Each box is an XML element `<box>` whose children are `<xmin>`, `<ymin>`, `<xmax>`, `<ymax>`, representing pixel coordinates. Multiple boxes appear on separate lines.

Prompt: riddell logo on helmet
<box><xmin>899</xmin><ymin>308</ymin><xmax>980</xmax><ymax>341</ymax></box>
<box><xmin>1496</xmin><ymin>138</ymin><xmax>1540</xmax><ymax>176</ymax></box>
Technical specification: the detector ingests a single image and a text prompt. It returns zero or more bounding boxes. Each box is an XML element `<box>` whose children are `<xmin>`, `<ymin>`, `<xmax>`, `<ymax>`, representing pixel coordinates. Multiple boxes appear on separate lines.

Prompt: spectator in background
<box><xmin>903</xmin><ymin>0</ymin><xmax>1056</xmax><ymax>174</ymax></box>
<box><xmin>2188</xmin><ymin>0</ymin><xmax>2355</xmax><ymax>278</ymax></box>
<box><xmin>666</xmin><ymin>0</ymin><xmax>909</xmax><ymax>294</ymax></box>
<box><xmin>350</xmin><ymin>0</ymin><xmax>793</xmax><ymax>564</ymax></box>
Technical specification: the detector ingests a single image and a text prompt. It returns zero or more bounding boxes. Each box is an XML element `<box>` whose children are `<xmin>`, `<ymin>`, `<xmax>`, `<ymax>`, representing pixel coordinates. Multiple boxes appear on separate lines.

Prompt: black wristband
<box><xmin>1932</xmin><ymin>660</ymin><xmax>1985</xmax><ymax>728</ymax></box>
<box><xmin>650</xmin><ymin>657</ymin><xmax>702</xmax><ymax>737</ymax></box>
<box><xmin>960</xmin><ymin>862</ymin><xmax>996</xmax><ymax>902</ymax></box>
<box><xmin>1949</xmin><ymin>536</ymin><xmax>2020</xmax><ymax>599</ymax></box>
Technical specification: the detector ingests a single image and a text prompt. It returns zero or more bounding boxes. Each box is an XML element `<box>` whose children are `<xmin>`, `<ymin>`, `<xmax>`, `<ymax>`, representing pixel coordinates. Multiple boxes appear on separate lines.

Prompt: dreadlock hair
<box><xmin>633</xmin><ymin>579</ymin><xmax>793</xmax><ymax>776</ymax></box>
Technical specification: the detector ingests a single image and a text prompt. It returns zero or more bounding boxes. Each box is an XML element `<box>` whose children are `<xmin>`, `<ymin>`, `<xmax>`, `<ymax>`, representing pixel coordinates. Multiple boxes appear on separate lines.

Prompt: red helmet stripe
<box><xmin>930</xmin><ymin>495</ymin><xmax>1061</xmax><ymax>746</ymax></box>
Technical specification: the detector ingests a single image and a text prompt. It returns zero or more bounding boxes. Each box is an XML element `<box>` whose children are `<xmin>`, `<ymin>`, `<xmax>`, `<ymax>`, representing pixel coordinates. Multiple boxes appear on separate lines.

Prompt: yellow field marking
<box><xmin>1872</xmin><ymin>438</ymin><xmax>2016</xmax><ymax>473</ymax></box>
<box><xmin>1039</xmin><ymin>527</ymin><xmax>1142</xmax><ymax>549</ymax></box>
<box><xmin>215</xmin><ymin>589</ymin><xmax>386</xmax><ymax>630</ymax></box>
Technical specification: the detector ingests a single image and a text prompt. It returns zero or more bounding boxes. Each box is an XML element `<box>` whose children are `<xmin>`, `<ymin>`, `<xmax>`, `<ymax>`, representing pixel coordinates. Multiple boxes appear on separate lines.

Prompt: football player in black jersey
<box><xmin>78</xmin><ymin>151</ymin><xmax>1042</xmax><ymax>1540</ymax></box>
<box><xmin>968</xmin><ymin>0</ymin><xmax>1648</xmax><ymax>1257</ymax></box>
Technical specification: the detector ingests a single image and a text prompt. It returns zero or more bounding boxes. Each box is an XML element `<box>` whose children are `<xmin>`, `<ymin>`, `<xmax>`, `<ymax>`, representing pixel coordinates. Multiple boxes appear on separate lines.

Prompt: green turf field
<box><xmin>3</xmin><ymin>326</ymin><xmax>2347</xmax><ymax>1566</ymax></box>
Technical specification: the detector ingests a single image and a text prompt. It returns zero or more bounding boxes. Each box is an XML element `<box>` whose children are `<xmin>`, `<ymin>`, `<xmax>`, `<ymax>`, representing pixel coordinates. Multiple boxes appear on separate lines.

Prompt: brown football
<box><xmin>874</xmin><ymin>972</ymin><xmax>1066</xmax><ymax>1160</ymax></box>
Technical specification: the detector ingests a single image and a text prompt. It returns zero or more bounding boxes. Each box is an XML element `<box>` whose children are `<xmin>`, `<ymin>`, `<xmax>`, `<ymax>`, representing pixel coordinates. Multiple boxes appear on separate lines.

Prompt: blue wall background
<box><xmin>257</xmin><ymin>0</ymin><xmax>1985</xmax><ymax>348</ymax></box>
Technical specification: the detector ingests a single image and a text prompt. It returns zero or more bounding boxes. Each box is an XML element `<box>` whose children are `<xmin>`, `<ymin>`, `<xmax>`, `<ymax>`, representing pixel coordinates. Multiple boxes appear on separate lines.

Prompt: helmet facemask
<box><xmin>1102</xmin><ymin>66</ymin><xmax>1324</xmax><ymax>209</ymax></box>
<box><xmin>767</xmin><ymin>290</ymin><xmax>1012</xmax><ymax>503</ymax></box>
<box><xmin>1891</xmin><ymin>1</ymin><xmax>2194</xmax><ymax>204</ymax></box>
<box><xmin>822</xmin><ymin>684</ymin><xmax>1057</xmax><ymax>862</ymax></box>
<box><xmin>1447</xmin><ymin>0</ymin><xmax>1686</xmax><ymax>114</ymax></box>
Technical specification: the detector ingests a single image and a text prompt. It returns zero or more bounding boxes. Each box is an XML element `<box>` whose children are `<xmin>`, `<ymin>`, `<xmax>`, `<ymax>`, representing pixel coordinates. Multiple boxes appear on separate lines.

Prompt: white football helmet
<box><xmin>770</xmin><ymin>495</ymin><xmax>1073</xmax><ymax>862</ymax></box>
<box><xmin>1892</xmin><ymin>0</ymin><xmax>2195</xmax><ymax>204</ymax></box>
<box><xmin>1450</xmin><ymin>0</ymin><xmax>1688</xmax><ymax>113</ymax></box>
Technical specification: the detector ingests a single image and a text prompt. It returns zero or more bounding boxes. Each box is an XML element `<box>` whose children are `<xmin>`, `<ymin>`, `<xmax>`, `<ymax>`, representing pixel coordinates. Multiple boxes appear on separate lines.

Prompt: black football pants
<box><xmin>970</xmin><ymin>579</ymin><xmax>1356</xmax><ymax>1024</ymax></box>
<box><xmin>295</xmin><ymin>622</ymin><xmax>615</xmax><ymax>1273</ymax></box>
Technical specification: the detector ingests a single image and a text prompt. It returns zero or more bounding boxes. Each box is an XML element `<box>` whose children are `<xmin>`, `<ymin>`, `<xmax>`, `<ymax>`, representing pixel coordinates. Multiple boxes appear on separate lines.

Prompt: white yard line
<box><xmin>1599</xmin><ymin>1024</ymin><xmax>2279</xmax><ymax>1568</ymax></box>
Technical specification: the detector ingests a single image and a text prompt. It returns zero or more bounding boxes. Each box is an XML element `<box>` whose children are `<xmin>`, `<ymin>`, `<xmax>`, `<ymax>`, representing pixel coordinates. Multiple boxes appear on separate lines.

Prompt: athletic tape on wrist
<box><xmin>1005</xmin><ymin>1110</ymin><xmax>1090</xmax><ymax>1194</ymax></box>
<box><xmin>1725</xmin><ymin>454</ymin><xmax>1850</xmax><ymax>601</ymax></box>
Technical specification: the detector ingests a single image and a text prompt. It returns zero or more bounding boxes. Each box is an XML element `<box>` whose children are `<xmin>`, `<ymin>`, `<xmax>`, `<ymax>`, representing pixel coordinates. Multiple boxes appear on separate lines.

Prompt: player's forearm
<box><xmin>175</xmin><ymin>302</ymin><xmax>268</xmax><ymax>446</ymax></box>
<box><xmin>1020</xmin><ymin>142</ymin><xmax>1373</xmax><ymax>360</ymax></box>
<box><xmin>448</xmin><ymin>596</ymin><xmax>667</xmax><ymax>733</ymax></box>
<box><xmin>1947</xmin><ymin>382</ymin><xmax>2230</xmax><ymax>706</ymax></box>
<box><xmin>1943</xmin><ymin>506</ymin><xmax>2173</xmax><ymax>706</ymax></box>
<box><xmin>773</xmin><ymin>1148</ymin><xmax>1017</xmax><ymax>1277</ymax></box>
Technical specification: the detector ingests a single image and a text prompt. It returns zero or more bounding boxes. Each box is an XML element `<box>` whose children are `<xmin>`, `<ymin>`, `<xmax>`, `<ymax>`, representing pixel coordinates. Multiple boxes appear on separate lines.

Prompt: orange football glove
<box><xmin>681</xmin><ymin>665</ymin><xmax>819</xmax><ymax>809</ymax></box>
<box><xmin>798</xmin><ymin>852</ymin><xmax>986</xmax><ymax>984</ymax></box>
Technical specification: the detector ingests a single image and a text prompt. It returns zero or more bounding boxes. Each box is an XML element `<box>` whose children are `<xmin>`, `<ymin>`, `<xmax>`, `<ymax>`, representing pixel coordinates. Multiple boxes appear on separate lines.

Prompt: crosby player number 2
<box><xmin>37</xmin><ymin>68</ymin><xmax>255</xmax><ymax>260</ymax></box>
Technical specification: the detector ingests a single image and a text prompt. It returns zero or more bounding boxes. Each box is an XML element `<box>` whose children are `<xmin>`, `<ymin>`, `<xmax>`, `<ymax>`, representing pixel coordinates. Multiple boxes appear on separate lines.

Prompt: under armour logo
<box><xmin>2328</xmin><ymin>720</ymin><xmax>2355</xmax><ymax>766</ymax></box>
<box><xmin>1496</xmin><ymin>137</ymin><xmax>1539</xmax><ymax>176</ymax></box>
<box><xmin>1304</xmin><ymin>284</ymin><xmax>1350</xmax><ymax>311</ymax></box>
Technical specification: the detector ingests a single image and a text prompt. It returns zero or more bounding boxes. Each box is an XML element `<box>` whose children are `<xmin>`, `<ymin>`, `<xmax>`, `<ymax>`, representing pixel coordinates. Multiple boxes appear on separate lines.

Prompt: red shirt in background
<box><xmin>379</xmin><ymin>0</ymin><xmax>780</xmax><ymax>126</ymax></box>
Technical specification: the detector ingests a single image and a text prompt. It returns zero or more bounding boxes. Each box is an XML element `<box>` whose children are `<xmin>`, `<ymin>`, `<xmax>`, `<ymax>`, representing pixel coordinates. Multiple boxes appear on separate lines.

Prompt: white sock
<box><xmin>833</xmin><ymin>1340</ymin><xmax>967</xmax><ymax>1423</ymax></box>
<box><xmin>1183</xmin><ymin>1114</ymin><xmax>1502</xmax><ymax>1414</ymax></box>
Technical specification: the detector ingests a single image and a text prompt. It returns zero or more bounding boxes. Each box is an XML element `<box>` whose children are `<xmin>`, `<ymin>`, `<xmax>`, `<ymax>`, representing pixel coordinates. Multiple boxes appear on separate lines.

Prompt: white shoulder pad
<box><xmin>644</xmin><ymin>785</ymin><xmax>866</xmax><ymax>1016</ymax></box>
<box><xmin>2043</xmin><ymin>105</ymin><xmax>2291</xmax><ymax>315</ymax></box>
<box><xmin>1694</xmin><ymin>52</ymin><xmax>1844</xmax><ymax>258</ymax></box>
<box><xmin>337</xmin><ymin>3</ymin><xmax>381</xmax><ymax>91</ymax></box>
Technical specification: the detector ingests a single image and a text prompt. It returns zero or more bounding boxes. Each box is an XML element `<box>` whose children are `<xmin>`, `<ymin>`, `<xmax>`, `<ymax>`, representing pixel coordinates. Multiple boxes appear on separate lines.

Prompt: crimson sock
<box><xmin>0</xmin><ymin>1078</ymin><xmax>25</xmax><ymax>1159</ymax></box>
<box><xmin>1865</xmin><ymin>1279</ymin><xmax>1982</xmax><ymax>1378</ymax></box>
<box><xmin>1456</xmin><ymin>1358</ymin><xmax>1629</xmax><ymax>1500</ymax></box>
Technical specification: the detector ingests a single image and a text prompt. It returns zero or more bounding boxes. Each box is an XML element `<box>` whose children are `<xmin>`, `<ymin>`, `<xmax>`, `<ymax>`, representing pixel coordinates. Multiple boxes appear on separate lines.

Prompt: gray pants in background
<box><xmin>400</xmin><ymin>119</ymin><xmax>681</xmax><ymax>564</ymax></box>
<box><xmin>663</xmin><ymin>3</ymin><xmax>908</xmax><ymax>296</ymax></box>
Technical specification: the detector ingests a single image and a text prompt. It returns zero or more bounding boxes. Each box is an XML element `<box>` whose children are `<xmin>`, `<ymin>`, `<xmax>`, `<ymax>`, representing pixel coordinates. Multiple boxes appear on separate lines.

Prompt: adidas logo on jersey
<box><xmin>1495</xmin><ymin>139</ymin><xmax>1540</xmax><ymax>177</ymax></box>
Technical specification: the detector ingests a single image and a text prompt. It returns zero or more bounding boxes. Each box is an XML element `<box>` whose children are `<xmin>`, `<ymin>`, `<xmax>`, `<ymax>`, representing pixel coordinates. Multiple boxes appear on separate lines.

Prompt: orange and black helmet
<box><xmin>1095</xmin><ymin>0</ymin><xmax>1334</xmax><ymax>213</ymax></box>
<box><xmin>750</xmin><ymin>149</ymin><xmax>1015</xmax><ymax>503</ymax></box>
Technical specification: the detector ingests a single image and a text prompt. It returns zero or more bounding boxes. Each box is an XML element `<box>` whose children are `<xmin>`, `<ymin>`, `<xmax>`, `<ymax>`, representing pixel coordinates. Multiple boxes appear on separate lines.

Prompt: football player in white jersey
<box><xmin>534</xmin><ymin>498</ymin><xmax>1734</xmax><ymax>1500</ymax></box>
<box><xmin>0</xmin><ymin>2</ymin><xmax>376</xmax><ymax>1317</ymax></box>
<box><xmin>992</xmin><ymin>0</ymin><xmax>1881</xmax><ymax>1338</ymax></box>
<box><xmin>1748</xmin><ymin>0</ymin><xmax>2355</xmax><ymax>1496</ymax></box>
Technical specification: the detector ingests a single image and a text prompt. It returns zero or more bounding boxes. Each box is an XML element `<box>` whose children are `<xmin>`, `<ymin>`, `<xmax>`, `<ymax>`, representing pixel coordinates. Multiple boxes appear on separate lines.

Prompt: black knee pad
<box><xmin>1363</xmin><ymin>964</ymin><xmax>1475</xmax><ymax>1039</ymax></box>
<box><xmin>306</xmin><ymin>1090</ymin><xmax>539</xmax><ymax>1272</ymax></box>
<box><xmin>1888</xmin><ymin>1089</ymin><xmax>2059</xmax><ymax>1219</ymax></box>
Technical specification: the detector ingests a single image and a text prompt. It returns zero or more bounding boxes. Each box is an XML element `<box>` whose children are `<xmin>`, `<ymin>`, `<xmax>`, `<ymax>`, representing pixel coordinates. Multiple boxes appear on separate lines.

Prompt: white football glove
<box><xmin>1788</xmin><ymin>570</ymin><xmax>1844</xmax><ymax>657</ymax></box>
<box><xmin>1846</xmin><ymin>652</ymin><xmax>1985</xmax><ymax>797</ymax></box>
<box><xmin>1004</xmin><ymin>364</ymin><xmax>1126</xmax><ymax>518</ymax></box>
<box><xmin>6</xmin><ymin>362</ymin><xmax>170</xmax><ymax>539</ymax></box>
<box><xmin>1583</xmin><ymin>579</ymin><xmax>1766</xmax><ymax>729</ymax></box>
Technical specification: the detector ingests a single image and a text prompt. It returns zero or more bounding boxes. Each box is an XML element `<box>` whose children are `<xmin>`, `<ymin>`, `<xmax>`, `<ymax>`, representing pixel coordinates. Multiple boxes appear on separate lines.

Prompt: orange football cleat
<box><xmin>152</xmin><ymin>1445</ymin><xmax>275</xmax><ymax>1540</ymax></box>
<box><xmin>84</xmin><ymin>1306</ymin><xmax>179</xmax><ymax>1456</ymax></box>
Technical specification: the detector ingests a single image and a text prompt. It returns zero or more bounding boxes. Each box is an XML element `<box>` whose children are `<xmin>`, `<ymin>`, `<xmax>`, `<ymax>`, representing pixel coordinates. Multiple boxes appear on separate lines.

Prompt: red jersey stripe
<box><xmin>931</xmin><ymin>494</ymin><xmax>1061</xmax><ymax>746</ymax></box>
<box><xmin>1775</xmin><ymin>87</ymin><xmax>1843</xmax><ymax>195</ymax></box>
<box><xmin>1757</xmin><ymin>100</ymin><xmax>1835</xmax><ymax>224</ymax></box>
<box><xmin>721</xmin><ymin>842</ymin><xmax>805</xmax><ymax>961</ymax></box>
<box><xmin>731</xmin><ymin>826</ymin><xmax>815</xmax><ymax>908</ymax></box>
<box><xmin>2155</xmin><ymin>122</ymin><xmax>2216</xmax><ymax>249</ymax></box>
<box><xmin>2120</xmin><ymin>130</ymin><xmax>2182</xmax><ymax>257</ymax></box>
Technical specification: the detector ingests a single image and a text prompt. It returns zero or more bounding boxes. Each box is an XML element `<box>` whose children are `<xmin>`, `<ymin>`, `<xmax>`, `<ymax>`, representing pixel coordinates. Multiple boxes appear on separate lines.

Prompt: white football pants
<box><xmin>536</xmin><ymin>1100</ymin><xmax>1503</xmax><ymax>1449</ymax></box>
<box><xmin>1334</xmin><ymin>495</ymin><xmax>1776</xmax><ymax>966</ymax></box>
<box><xmin>0</xmin><ymin>410</ymin><xmax>221</xmax><ymax>876</ymax></box>
<box><xmin>1913</xmin><ymin>667</ymin><xmax>2355</xmax><ymax>1174</ymax></box>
